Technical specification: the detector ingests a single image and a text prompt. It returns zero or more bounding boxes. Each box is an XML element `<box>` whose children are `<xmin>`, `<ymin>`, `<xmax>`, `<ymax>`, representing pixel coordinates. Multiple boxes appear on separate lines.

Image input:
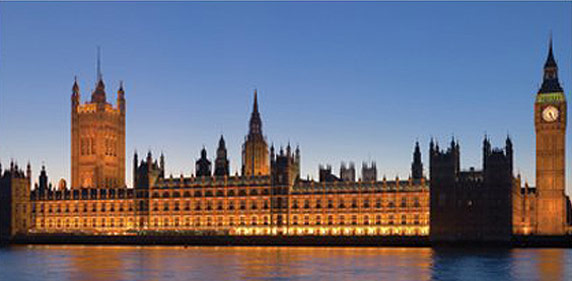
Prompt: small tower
<box><xmin>411</xmin><ymin>141</ymin><xmax>423</xmax><ymax>180</ymax></box>
<box><xmin>117</xmin><ymin>81</ymin><xmax>126</xmax><ymax>114</ymax></box>
<box><xmin>196</xmin><ymin>147</ymin><xmax>212</xmax><ymax>177</ymax></box>
<box><xmin>133</xmin><ymin>151</ymin><xmax>138</xmax><ymax>188</ymax></box>
<box><xmin>241</xmin><ymin>90</ymin><xmax>270</xmax><ymax>176</ymax></box>
<box><xmin>214</xmin><ymin>135</ymin><xmax>230</xmax><ymax>177</ymax></box>
<box><xmin>159</xmin><ymin>152</ymin><xmax>165</xmax><ymax>178</ymax></box>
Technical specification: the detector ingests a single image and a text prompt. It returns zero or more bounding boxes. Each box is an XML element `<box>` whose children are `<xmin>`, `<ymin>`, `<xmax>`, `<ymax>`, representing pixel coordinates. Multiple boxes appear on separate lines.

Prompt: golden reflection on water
<box><xmin>1</xmin><ymin>245</ymin><xmax>571</xmax><ymax>280</ymax></box>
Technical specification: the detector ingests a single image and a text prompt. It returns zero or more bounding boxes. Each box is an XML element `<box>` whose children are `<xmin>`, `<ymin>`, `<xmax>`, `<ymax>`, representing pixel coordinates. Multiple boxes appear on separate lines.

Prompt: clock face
<box><xmin>542</xmin><ymin>106</ymin><xmax>559</xmax><ymax>122</ymax></box>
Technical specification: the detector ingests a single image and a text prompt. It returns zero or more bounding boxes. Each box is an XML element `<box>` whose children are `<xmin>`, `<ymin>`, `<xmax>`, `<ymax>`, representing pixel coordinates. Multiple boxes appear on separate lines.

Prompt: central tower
<box><xmin>71</xmin><ymin>52</ymin><xmax>126</xmax><ymax>188</ymax></box>
<box><xmin>242</xmin><ymin>90</ymin><xmax>270</xmax><ymax>176</ymax></box>
<box><xmin>535</xmin><ymin>39</ymin><xmax>567</xmax><ymax>235</ymax></box>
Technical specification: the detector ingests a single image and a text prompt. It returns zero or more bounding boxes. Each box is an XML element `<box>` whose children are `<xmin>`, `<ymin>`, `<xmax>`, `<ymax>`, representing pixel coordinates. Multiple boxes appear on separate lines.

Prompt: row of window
<box><xmin>151</xmin><ymin>189</ymin><xmax>271</xmax><ymax>198</ymax></box>
<box><xmin>34</xmin><ymin>203</ymin><xmax>134</xmax><ymax>214</ymax></box>
<box><xmin>291</xmin><ymin>198</ymin><xmax>422</xmax><ymax>209</ymax></box>
<box><xmin>37</xmin><ymin>214</ymin><xmax>425</xmax><ymax>229</ymax></box>
<box><xmin>33</xmin><ymin>197</ymin><xmax>425</xmax><ymax>214</ymax></box>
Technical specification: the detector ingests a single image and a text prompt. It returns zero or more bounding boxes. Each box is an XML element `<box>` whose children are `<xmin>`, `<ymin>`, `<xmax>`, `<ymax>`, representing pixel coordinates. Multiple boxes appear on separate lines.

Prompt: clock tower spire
<box><xmin>534</xmin><ymin>37</ymin><xmax>567</xmax><ymax>235</ymax></box>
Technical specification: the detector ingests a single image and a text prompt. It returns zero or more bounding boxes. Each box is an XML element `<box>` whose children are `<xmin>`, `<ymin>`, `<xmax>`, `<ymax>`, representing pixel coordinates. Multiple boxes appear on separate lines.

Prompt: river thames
<box><xmin>0</xmin><ymin>246</ymin><xmax>571</xmax><ymax>280</ymax></box>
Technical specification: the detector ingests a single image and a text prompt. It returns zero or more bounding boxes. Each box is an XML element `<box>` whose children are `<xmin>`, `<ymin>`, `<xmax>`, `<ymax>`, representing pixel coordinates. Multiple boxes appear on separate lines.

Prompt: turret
<box><xmin>159</xmin><ymin>152</ymin><xmax>165</xmax><ymax>178</ymax></box>
<box><xmin>133</xmin><ymin>150</ymin><xmax>138</xmax><ymax>188</ymax></box>
<box><xmin>26</xmin><ymin>162</ymin><xmax>31</xmax><ymax>180</ymax></box>
<box><xmin>196</xmin><ymin>147</ymin><xmax>212</xmax><ymax>177</ymax></box>
<box><xmin>71</xmin><ymin>76</ymin><xmax>80</xmax><ymax>111</ymax></box>
<box><xmin>117</xmin><ymin>81</ymin><xmax>125</xmax><ymax>114</ymax></box>
<box><xmin>505</xmin><ymin>135</ymin><xmax>513</xmax><ymax>174</ymax></box>
<box><xmin>411</xmin><ymin>141</ymin><xmax>423</xmax><ymax>180</ymax></box>
<box><xmin>38</xmin><ymin>165</ymin><xmax>48</xmax><ymax>194</ymax></box>
<box><xmin>214</xmin><ymin>135</ymin><xmax>230</xmax><ymax>177</ymax></box>
<box><xmin>483</xmin><ymin>135</ymin><xmax>491</xmax><ymax>170</ymax></box>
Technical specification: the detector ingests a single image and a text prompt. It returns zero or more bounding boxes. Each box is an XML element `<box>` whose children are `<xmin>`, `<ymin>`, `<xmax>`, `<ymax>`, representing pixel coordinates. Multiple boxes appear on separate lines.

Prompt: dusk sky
<box><xmin>0</xmin><ymin>2</ymin><xmax>571</xmax><ymax>192</ymax></box>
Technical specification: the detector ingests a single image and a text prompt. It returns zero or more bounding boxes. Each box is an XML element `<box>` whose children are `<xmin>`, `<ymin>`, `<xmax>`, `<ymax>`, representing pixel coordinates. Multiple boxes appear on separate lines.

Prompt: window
<box><xmin>292</xmin><ymin>200</ymin><xmax>299</xmax><ymax>209</ymax></box>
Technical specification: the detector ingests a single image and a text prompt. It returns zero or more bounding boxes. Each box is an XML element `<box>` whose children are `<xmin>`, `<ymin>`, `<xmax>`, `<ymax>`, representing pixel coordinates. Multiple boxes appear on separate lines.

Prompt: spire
<box><xmin>253</xmin><ymin>89</ymin><xmax>259</xmax><ymax>114</ymax></box>
<box><xmin>412</xmin><ymin>141</ymin><xmax>422</xmax><ymax>180</ymax></box>
<box><xmin>539</xmin><ymin>35</ymin><xmax>563</xmax><ymax>94</ymax></box>
<box><xmin>72</xmin><ymin>76</ymin><xmax>79</xmax><ymax>94</ymax></box>
<box><xmin>97</xmin><ymin>46</ymin><xmax>102</xmax><ymax>82</ymax></box>
<box><xmin>545</xmin><ymin>34</ymin><xmax>557</xmax><ymax>68</ymax></box>
<box><xmin>91</xmin><ymin>47</ymin><xmax>107</xmax><ymax>103</ymax></box>
<box><xmin>248</xmin><ymin>89</ymin><xmax>262</xmax><ymax>136</ymax></box>
<box><xmin>219</xmin><ymin>135</ymin><xmax>225</xmax><ymax>147</ymax></box>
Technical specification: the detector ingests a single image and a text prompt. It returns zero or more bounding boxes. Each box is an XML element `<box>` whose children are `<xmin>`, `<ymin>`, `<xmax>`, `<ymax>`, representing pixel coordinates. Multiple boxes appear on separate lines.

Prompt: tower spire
<box><xmin>253</xmin><ymin>88</ymin><xmax>259</xmax><ymax>114</ymax></box>
<box><xmin>248</xmin><ymin>89</ymin><xmax>262</xmax><ymax>136</ymax></box>
<box><xmin>539</xmin><ymin>35</ymin><xmax>562</xmax><ymax>93</ymax></box>
<box><xmin>97</xmin><ymin>46</ymin><xmax>102</xmax><ymax>82</ymax></box>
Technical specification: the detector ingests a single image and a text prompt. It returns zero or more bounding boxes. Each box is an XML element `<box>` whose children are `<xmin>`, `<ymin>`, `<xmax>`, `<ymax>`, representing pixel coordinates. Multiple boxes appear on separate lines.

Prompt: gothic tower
<box><xmin>411</xmin><ymin>141</ymin><xmax>423</xmax><ymax>180</ymax></box>
<box><xmin>242</xmin><ymin>90</ymin><xmax>270</xmax><ymax>176</ymax></box>
<box><xmin>214</xmin><ymin>135</ymin><xmax>230</xmax><ymax>177</ymax></box>
<box><xmin>196</xmin><ymin>147</ymin><xmax>212</xmax><ymax>177</ymax></box>
<box><xmin>535</xmin><ymin>38</ymin><xmax>567</xmax><ymax>235</ymax></box>
<box><xmin>71</xmin><ymin>51</ymin><xmax>126</xmax><ymax>188</ymax></box>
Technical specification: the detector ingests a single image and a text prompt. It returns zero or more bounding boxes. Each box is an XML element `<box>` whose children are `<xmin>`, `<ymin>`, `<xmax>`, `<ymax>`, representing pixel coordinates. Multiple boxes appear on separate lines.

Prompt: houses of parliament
<box><xmin>1</xmin><ymin>41</ymin><xmax>570</xmax><ymax>242</ymax></box>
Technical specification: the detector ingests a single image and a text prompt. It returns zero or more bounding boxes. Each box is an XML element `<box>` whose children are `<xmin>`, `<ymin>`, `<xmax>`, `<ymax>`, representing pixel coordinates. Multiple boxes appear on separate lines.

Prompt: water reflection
<box><xmin>0</xmin><ymin>246</ymin><xmax>571</xmax><ymax>280</ymax></box>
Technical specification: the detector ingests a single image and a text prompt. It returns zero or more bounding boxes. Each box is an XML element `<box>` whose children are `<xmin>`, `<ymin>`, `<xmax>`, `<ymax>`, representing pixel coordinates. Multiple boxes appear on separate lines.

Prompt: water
<box><xmin>0</xmin><ymin>246</ymin><xmax>571</xmax><ymax>280</ymax></box>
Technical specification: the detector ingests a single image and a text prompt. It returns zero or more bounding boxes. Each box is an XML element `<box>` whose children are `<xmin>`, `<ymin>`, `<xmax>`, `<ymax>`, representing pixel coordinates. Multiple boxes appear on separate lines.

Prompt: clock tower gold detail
<box><xmin>534</xmin><ymin>39</ymin><xmax>567</xmax><ymax>235</ymax></box>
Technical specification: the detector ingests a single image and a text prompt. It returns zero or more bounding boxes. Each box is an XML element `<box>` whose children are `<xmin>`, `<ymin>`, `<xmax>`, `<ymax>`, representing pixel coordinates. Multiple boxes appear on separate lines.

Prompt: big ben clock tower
<box><xmin>535</xmin><ymin>39</ymin><xmax>567</xmax><ymax>235</ymax></box>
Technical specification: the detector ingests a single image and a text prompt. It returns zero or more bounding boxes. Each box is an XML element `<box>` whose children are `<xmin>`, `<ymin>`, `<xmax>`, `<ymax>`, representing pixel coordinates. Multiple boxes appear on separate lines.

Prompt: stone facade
<box><xmin>71</xmin><ymin>71</ymin><xmax>126</xmax><ymax>189</ymax></box>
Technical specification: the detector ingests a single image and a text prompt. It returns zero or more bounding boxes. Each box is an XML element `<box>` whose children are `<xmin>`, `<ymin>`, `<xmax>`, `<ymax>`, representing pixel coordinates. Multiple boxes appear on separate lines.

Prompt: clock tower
<box><xmin>535</xmin><ymin>38</ymin><xmax>567</xmax><ymax>235</ymax></box>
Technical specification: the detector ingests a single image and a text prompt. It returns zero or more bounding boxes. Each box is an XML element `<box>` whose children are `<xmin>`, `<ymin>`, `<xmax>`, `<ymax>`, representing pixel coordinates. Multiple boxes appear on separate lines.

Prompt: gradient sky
<box><xmin>1</xmin><ymin>2</ymin><xmax>571</xmax><ymax>192</ymax></box>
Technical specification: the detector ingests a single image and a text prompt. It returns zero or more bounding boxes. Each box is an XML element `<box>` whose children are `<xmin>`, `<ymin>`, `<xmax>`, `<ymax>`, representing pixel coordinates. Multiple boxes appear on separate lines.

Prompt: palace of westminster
<box><xmin>0</xmin><ymin>41</ymin><xmax>570</xmax><ymax>242</ymax></box>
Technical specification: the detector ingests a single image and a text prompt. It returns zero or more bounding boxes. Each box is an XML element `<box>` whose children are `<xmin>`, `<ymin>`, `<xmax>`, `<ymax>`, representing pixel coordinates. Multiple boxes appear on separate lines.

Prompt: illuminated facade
<box><xmin>71</xmin><ymin>54</ymin><xmax>126</xmax><ymax>189</ymax></box>
<box><xmin>20</xmin><ymin>90</ymin><xmax>429</xmax><ymax>236</ymax></box>
<box><xmin>513</xmin><ymin>39</ymin><xmax>569</xmax><ymax>235</ymax></box>
<box><xmin>1</xmin><ymin>42</ymin><xmax>569</xmax><ymax>240</ymax></box>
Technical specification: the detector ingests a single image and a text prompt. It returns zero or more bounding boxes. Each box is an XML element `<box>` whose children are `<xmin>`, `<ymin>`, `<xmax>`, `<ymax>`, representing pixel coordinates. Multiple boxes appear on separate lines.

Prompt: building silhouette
<box><xmin>429</xmin><ymin>137</ymin><xmax>513</xmax><ymax>242</ymax></box>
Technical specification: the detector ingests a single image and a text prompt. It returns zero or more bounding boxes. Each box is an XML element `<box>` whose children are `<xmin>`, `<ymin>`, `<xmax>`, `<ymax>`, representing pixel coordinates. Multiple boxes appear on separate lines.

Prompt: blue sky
<box><xmin>0</xmin><ymin>2</ymin><xmax>571</xmax><ymax>192</ymax></box>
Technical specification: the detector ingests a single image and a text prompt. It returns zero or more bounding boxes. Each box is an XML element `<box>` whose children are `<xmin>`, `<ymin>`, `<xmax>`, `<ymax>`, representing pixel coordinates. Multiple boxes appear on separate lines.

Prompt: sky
<box><xmin>0</xmin><ymin>2</ymin><xmax>571</xmax><ymax>192</ymax></box>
